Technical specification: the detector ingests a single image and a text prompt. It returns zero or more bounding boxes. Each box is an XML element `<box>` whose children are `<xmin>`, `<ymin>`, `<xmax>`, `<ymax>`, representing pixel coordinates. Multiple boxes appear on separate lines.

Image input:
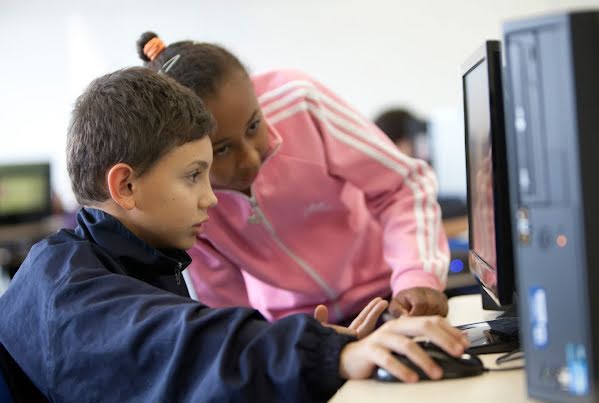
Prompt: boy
<box><xmin>0</xmin><ymin>68</ymin><xmax>468</xmax><ymax>402</ymax></box>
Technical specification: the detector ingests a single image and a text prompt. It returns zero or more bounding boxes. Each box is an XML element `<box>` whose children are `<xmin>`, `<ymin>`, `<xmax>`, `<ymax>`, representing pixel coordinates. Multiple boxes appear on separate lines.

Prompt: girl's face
<box><xmin>205</xmin><ymin>71</ymin><xmax>269</xmax><ymax>193</ymax></box>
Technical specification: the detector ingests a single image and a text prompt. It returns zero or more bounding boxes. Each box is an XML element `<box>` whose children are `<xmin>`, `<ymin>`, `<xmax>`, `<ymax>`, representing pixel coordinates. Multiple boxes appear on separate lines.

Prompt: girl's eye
<box><xmin>214</xmin><ymin>144</ymin><xmax>230</xmax><ymax>156</ymax></box>
<box><xmin>247</xmin><ymin>119</ymin><xmax>261</xmax><ymax>135</ymax></box>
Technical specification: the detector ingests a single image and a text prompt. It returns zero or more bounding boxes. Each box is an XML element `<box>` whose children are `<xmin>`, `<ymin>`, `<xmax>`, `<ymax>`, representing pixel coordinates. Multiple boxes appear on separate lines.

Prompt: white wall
<box><xmin>1</xmin><ymin>0</ymin><xmax>597</xmax><ymax>207</ymax></box>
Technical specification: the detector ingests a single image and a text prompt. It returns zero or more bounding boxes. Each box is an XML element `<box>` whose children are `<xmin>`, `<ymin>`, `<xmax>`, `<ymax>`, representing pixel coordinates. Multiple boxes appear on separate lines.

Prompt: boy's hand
<box><xmin>388</xmin><ymin>287</ymin><xmax>448</xmax><ymax>317</ymax></box>
<box><xmin>314</xmin><ymin>297</ymin><xmax>388</xmax><ymax>339</ymax></box>
<box><xmin>338</xmin><ymin>316</ymin><xmax>470</xmax><ymax>382</ymax></box>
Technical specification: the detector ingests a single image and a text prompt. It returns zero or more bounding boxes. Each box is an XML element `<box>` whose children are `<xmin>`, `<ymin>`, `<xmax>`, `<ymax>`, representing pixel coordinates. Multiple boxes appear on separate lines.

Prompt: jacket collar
<box><xmin>74</xmin><ymin>207</ymin><xmax>191</xmax><ymax>278</ymax></box>
<box><xmin>265</xmin><ymin>117</ymin><xmax>283</xmax><ymax>156</ymax></box>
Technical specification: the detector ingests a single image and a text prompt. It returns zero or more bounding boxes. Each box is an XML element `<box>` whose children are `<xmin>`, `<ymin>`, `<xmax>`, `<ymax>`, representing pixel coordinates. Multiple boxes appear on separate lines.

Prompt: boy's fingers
<box><xmin>387</xmin><ymin>315</ymin><xmax>445</xmax><ymax>336</ymax></box>
<box><xmin>355</xmin><ymin>300</ymin><xmax>389</xmax><ymax>338</ymax></box>
<box><xmin>348</xmin><ymin>297</ymin><xmax>383</xmax><ymax>329</ymax></box>
<box><xmin>425</xmin><ymin>328</ymin><xmax>469</xmax><ymax>357</ymax></box>
<box><xmin>386</xmin><ymin>317</ymin><xmax>468</xmax><ymax>356</ymax></box>
<box><xmin>314</xmin><ymin>304</ymin><xmax>328</xmax><ymax>323</ymax></box>
<box><xmin>364</xmin><ymin>300</ymin><xmax>389</xmax><ymax>324</ymax></box>
<box><xmin>322</xmin><ymin>323</ymin><xmax>358</xmax><ymax>337</ymax></box>
<box><xmin>439</xmin><ymin>320</ymin><xmax>470</xmax><ymax>346</ymax></box>
<box><xmin>370</xmin><ymin>344</ymin><xmax>419</xmax><ymax>383</ymax></box>
<box><xmin>423</xmin><ymin>317</ymin><xmax>470</xmax><ymax>351</ymax></box>
<box><xmin>381</xmin><ymin>336</ymin><xmax>442</xmax><ymax>380</ymax></box>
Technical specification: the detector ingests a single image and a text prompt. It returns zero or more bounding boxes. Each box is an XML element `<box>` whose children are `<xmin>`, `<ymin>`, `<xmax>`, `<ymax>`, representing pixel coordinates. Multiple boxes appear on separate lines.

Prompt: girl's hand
<box><xmin>338</xmin><ymin>316</ymin><xmax>470</xmax><ymax>382</ymax></box>
<box><xmin>389</xmin><ymin>287</ymin><xmax>449</xmax><ymax>317</ymax></box>
<box><xmin>314</xmin><ymin>297</ymin><xmax>388</xmax><ymax>339</ymax></box>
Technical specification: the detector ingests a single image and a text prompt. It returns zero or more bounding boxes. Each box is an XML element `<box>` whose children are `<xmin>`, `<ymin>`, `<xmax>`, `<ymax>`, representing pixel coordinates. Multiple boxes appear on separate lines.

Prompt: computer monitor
<box><xmin>463</xmin><ymin>40</ymin><xmax>515</xmax><ymax>309</ymax></box>
<box><xmin>458</xmin><ymin>41</ymin><xmax>519</xmax><ymax>353</ymax></box>
<box><xmin>0</xmin><ymin>163</ymin><xmax>52</xmax><ymax>226</ymax></box>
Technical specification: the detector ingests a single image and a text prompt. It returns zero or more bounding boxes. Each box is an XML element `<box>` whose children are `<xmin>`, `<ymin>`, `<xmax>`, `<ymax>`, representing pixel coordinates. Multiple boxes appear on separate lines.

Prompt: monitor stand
<box><xmin>456</xmin><ymin>301</ymin><xmax>519</xmax><ymax>355</ymax></box>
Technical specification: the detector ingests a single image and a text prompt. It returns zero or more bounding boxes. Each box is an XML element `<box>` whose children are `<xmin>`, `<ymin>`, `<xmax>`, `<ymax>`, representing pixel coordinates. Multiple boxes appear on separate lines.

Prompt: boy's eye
<box><xmin>214</xmin><ymin>144</ymin><xmax>230</xmax><ymax>156</ymax></box>
<box><xmin>188</xmin><ymin>171</ymin><xmax>201</xmax><ymax>182</ymax></box>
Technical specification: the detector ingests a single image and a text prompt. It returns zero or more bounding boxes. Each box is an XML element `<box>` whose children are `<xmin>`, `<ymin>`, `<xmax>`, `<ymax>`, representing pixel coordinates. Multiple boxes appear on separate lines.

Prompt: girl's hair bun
<box><xmin>136</xmin><ymin>31</ymin><xmax>159</xmax><ymax>62</ymax></box>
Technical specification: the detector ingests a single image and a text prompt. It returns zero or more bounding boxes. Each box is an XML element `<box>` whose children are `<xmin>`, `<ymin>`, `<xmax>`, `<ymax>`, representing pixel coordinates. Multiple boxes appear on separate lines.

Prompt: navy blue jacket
<box><xmin>0</xmin><ymin>208</ymin><xmax>354</xmax><ymax>402</ymax></box>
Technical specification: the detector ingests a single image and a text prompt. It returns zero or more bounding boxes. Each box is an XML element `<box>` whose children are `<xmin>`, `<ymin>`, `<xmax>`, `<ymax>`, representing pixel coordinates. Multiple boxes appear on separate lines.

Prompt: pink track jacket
<box><xmin>186</xmin><ymin>69</ymin><xmax>449</xmax><ymax>323</ymax></box>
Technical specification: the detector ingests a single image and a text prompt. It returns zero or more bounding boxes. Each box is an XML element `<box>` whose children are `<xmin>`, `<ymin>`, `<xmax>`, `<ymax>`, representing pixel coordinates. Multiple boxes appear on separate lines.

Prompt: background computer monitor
<box><xmin>462</xmin><ymin>40</ymin><xmax>515</xmax><ymax>310</ymax></box>
<box><xmin>0</xmin><ymin>162</ymin><xmax>52</xmax><ymax>226</ymax></box>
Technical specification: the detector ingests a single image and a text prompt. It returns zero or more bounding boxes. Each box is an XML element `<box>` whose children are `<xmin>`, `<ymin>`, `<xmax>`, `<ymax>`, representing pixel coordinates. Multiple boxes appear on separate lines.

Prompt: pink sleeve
<box><xmin>186</xmin><ymin>239</ymin><xmax>251</xmax><ymax>307</ymax></box>
<box><xmin>298</xmin><ymin>74</ymin><xmax>449</xmax><ymax>295</ymax></box>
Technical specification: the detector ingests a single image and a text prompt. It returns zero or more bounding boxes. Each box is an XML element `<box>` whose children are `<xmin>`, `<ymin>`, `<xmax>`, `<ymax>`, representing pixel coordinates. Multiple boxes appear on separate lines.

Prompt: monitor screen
<box><xmin>462</xmin><ymin>41</ymin><xmax>515</xmax><ymax>308</ymax></box>
<box><xmin>0</xmin><ymin>163</ymin><xmax>52</xmax><ymax>225</ymax></box>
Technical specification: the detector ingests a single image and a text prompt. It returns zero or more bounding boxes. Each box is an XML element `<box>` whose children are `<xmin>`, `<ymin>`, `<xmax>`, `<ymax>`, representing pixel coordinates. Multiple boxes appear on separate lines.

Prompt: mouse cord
<box><xmin>495</xmin><ymin>348</ymin><xmax>524</xmax><ymax>365</ymax></box>
<box><xmin>480</xmin><ymin>348</ymin><xmax>525</xmax><ymax>372</ymax></box>
<box><xmin>484</xmin><ymin>366</ymin><xmax>525</xmax><ymax>372</ymax></box>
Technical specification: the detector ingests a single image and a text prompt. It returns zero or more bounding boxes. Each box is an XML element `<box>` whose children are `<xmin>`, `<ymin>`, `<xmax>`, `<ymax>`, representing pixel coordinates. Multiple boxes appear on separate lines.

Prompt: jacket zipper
<box><xmin>216</xmin><ymin>134</ymin><xmax>343</xmax><ymax>321</ymax></box>
<box><xmin>248</xmin><ymin>197</ymin><xmax>343</xmax><ymax>321</ymax></box>
<box><xmin>175</xmin><ymin>262</ymin><xmax>182</xmax><ymax>285</ymax></box>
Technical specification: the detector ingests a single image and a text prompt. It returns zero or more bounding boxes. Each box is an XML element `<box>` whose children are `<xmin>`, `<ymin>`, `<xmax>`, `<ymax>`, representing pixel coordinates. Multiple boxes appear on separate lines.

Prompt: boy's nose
<box><xmin>200</xmin><ymin>187</ymin><xmax>218</xmax><ymax>209</ymax></box>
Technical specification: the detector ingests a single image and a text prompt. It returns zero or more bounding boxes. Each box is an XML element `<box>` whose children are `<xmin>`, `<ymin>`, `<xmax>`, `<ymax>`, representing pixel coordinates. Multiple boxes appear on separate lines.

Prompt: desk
<box><xmin>330</xmin><ymin>294</ymin><xmax>538</xmax><ymax>403</ymax></box>
<box><xmin>0</xmin><ymin>215</ymin><xmax>65</xmax><ymax>278</ymax></box>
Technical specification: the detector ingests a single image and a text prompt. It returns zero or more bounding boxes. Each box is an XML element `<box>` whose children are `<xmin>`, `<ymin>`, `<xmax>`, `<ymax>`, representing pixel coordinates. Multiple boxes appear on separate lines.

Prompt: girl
<box><xmin>0</xmin><ymin>68</ymin><xmax>469</xmax><ymax>402</ymax></box>
<box><xmin>137</xmin><ymin>32</ymin><xmax>450</xmax><ymax>325</ymax></box>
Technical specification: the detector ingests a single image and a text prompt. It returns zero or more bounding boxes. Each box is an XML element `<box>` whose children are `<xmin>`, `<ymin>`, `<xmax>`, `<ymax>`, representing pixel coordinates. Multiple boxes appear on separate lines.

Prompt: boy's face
<box><xmin>205</xmin><ymin>71</ymin><xmax>269</xmax><ymax>193</ymax></box>
<box><xmin>130</xmin><ymin>136</ymin><xmax>217</xmax><ymax>250</ymax></box>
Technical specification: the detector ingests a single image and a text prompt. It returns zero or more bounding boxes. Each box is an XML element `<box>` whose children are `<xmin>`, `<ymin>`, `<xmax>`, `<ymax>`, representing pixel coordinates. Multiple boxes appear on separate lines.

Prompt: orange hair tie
<box><xmin>143</xmin><ymin>37</ymin><xmax>166</xmax><ymax>61</ymax></box>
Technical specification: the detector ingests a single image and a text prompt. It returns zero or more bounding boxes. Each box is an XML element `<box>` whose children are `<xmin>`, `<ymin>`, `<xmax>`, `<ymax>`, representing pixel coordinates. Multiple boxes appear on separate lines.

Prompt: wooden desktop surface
<box><xmin>329</xmin><ymin>294</ymin><xmax>539</xmax><ymax>403</ymax></box>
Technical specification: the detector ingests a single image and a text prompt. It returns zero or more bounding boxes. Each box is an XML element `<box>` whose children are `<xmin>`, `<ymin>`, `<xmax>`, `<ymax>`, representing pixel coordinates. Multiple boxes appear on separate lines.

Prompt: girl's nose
<box><xmin>238</xmin><ymin>142</ymin><xmax>262</xmax><ymax>170</ymax></box>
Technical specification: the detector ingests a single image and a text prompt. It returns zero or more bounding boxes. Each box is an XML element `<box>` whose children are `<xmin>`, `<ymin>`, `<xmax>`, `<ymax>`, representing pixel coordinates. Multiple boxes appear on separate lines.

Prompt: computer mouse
<box><xmin>373</xmin><ymin>341</ymin><xmax>485</xmax><ymax>382</ymax></box>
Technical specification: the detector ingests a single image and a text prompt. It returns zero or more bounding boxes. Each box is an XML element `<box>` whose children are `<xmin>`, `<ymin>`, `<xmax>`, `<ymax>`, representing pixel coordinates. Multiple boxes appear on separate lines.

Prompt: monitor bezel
<box><xmin>0</xmin><ymin>162</ymin><xmax>52</xmax><ymax>226</ymax></box>
<box><xmin>462</xmin><ymin>40</ymin><xmax>515</xmax><ymax>308</ymax></box>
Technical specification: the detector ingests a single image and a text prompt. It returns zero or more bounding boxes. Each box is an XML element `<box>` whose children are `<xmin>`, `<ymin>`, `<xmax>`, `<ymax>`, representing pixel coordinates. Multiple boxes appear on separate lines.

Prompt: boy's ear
<box><xmin>106</xmin><ymin>163</ymin><xmax>136</xmax><ymax>210</ymax></box>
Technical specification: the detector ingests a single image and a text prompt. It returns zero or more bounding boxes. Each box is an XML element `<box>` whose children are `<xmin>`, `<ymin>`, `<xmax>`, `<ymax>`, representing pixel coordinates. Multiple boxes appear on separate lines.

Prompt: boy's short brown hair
<box><xmin>66</xmin><ymin>67</ymin><xmax>216</xmax><ymax>206</ymax></box>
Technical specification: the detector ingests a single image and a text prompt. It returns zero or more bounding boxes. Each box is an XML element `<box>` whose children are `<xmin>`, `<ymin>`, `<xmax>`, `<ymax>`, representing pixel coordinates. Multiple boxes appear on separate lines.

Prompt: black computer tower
<box><xmin>502</xmin><ymin>10</ymin><xmax>599</xmax><ymax>402</ymax></box>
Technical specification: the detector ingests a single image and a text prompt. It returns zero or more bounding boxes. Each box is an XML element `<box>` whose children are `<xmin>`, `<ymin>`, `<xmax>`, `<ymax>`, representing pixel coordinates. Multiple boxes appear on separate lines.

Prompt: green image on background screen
<box><xmin>0</xmin><ymin>174</ymin><xmax>48</xmax><ymax>215</ymax></box>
